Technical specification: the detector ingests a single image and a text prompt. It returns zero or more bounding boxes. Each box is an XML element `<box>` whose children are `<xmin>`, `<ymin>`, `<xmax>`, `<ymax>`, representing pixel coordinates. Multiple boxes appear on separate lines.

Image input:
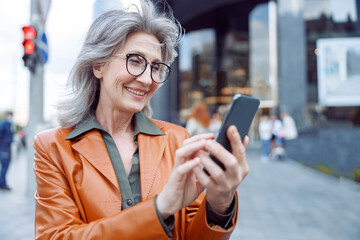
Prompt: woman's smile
<box><xmin>125</xmin><ymin>86</ymin><xmax>147</xmax><ymax>96</ymax></box>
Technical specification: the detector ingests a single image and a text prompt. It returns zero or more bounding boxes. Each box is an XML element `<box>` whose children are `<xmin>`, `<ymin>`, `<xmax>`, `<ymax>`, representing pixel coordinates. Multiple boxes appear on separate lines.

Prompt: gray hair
<box><xmin>57</xmin><ymin>0</ymin><xmax>183</xmax><ymax>128</ymax></box>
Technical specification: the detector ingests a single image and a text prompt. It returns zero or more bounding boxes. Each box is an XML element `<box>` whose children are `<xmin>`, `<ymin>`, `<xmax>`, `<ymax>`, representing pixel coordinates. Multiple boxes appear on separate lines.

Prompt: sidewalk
<box><xmin>0</xmin><ymin>150</ymin><xmax>35</xmax><ymax>240</ymax></box>
<box><xmin>0</xmin><ymin>148</ymin><xmax>359</xmax><ymax>240</ymax></box>
<box><xmin>231</xmin><ymin>148</ymin><xmax>360</xmax><ymax>240</ymax></box>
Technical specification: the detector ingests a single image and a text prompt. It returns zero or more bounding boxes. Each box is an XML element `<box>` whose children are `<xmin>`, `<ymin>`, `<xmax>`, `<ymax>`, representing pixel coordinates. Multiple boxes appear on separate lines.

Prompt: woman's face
<box><xmin>94</xmin><ymin>31</ymin><xmax>162</xmax><ymax>115</ymax></box>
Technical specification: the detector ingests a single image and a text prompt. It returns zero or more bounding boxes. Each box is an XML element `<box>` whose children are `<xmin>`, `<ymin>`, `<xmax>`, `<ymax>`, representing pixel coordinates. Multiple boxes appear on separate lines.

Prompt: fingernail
<box><xmin>193</xmin><ymin>157</ymin><xmax>201</xmax><ymax>164</ymax></box>
<box><xmin>206</xmin><ymin>140</ymin><xmax>215</xmax><ymax>148</ymax></box>
<box><xmin>232</xmin><ymin>126</ymin><xmax>238</xmax><ymax>136</ymax></box>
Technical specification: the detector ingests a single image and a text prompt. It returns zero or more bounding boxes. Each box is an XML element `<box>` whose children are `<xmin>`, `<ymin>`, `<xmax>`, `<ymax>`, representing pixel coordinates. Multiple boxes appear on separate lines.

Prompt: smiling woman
<box><xmin>93</xmin><ymin>31</ymin><xmax>163</xmax><ymax>120</ymax></box>
<box><xmin>33</xmin><ymin>1</ymin><xmax>251</xmax><ymax>239</ymax></box>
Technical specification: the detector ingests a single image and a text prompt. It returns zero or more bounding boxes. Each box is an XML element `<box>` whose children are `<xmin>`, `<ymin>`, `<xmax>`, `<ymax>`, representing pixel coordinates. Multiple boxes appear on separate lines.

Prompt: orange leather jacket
<box><xmin>33</xmin><ymin>119</ymin><xmax>238</xmax><ymax>239</ymax></box>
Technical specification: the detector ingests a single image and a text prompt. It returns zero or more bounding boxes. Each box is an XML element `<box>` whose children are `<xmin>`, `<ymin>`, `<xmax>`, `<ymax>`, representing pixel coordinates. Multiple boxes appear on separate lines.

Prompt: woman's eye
<box><xmin>152</xmin><ymin>64</ymin><xmax>160</xmax><ymax>72</ymax></box>
<box><xmin>129</xmin><ymin>58</ymin><xmax>141</xmax><ymax>65</ymax></box>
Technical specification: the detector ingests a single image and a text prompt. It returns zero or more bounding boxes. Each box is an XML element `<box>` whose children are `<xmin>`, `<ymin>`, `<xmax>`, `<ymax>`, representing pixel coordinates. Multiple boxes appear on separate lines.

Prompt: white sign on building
<box><xmin>317</xmin><ymin>38</ymin><xmax>360</xmax><ymax>106</ymax></box>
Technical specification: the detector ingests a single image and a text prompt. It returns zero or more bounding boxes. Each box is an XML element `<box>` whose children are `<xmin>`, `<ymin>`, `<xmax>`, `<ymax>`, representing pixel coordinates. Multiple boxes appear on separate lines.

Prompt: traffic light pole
<box><xmin>25</xmin><ymin>0</ymin><xmax>44</xmax><ymax>196</ymax></box>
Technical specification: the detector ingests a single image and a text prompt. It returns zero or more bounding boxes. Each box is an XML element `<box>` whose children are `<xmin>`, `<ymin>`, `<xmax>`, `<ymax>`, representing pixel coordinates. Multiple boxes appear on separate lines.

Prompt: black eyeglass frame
<box><xmin>122</xmin><ymin>53</ymin><xmax>171</xmax><ymax>84</ymax></box>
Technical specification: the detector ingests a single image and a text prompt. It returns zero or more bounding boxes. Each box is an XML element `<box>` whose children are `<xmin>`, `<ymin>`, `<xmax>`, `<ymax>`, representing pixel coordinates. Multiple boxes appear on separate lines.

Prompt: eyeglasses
<box><xmin>115</xmin><ymin>53</ymin><xmax>171</xmax><ymax>84</ymax></box>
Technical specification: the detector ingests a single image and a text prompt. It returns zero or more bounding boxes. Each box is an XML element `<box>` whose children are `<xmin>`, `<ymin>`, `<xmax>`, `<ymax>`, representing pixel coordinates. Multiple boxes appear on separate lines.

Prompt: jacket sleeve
<box><xmin>33</xmin><ymin>134</ymin><xmax>171</xmax><ymax>240</ymax></box>
<box><xmin>181</xmin><ymin>192</ymin><xmax>238</xmax><ymax>240</ymax></box>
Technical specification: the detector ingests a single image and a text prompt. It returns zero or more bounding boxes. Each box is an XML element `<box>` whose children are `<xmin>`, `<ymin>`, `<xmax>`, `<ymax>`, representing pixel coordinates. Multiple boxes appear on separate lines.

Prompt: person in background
<box><xmin>269</xmin><ymin>114</ymin><xmax>285</xmax><ymax>160</ymax></box>
<box><xmin>186</xmin><ymin>102</ymin><xmax>212</xmax><ymax>136</ymax></box>
<box><xmin>280</xmin><ymin>111</ymin><xmax>298</xmax><ymax>141</ymax></box>
<box><xmin>0</xmin><ymin>111</ymin><xmax>14</xmax><ymax>190</ymax></box>
<box><xmin>270</xmin><ymin>114</ymin><xmax>284</xmax><ymax>148</ymax></box>
<box><xmin>18</xmin><ymin>130</ymin><xmax>26</xmax><ymax>149</ymax></box>
<box><xmin>258</xmin><ymin>115</ymin><xmax>272</xmax><ymax>162</ymax></box>
<box><xmin>33</xmin><ymin>1</ymin><xmax>251</xmax><ymax>239</ymax></box>
<box><xmin>209</xmin><ymin>110</ymin><xmax>223</xmax><ymax>138</ymax></box>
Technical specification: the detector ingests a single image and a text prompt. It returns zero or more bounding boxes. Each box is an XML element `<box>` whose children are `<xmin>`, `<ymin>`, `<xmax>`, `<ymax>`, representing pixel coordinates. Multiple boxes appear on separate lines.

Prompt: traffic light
<box><xmin>22</xmin><ymin>26</ymin><xmax>38</xmax><ymax>72</ymax></box>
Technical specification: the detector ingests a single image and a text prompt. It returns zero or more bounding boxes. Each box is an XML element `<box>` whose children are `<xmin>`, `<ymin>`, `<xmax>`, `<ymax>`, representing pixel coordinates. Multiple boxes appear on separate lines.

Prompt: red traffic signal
<box><xmin>22</xmin><ymin>26</ymin><xmax>38</xmax><ymax>72</ymax></box>
<box><xmin>23</xmin><ymin>40</ymin><xmax>35</xmax><ymax>54</ymax></box>
<box><xmin>22</xmin><ymin>26</ymin><xmax>36</xmax><ymax>39</ymax></box>
<box><xmin>22</xmin><ymin>26</ymin><xmax>37</xmax><ymax>54</ymax></box>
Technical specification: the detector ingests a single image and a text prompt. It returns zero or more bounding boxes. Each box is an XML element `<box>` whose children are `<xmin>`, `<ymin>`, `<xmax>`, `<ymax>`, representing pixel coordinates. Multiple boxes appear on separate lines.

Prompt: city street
<box><xmin>0</xmin><ymin>147</ymin><xmax>359</xmax><ymax>240</ymax></box>
<box><xmin>1</xmin><ymin>0</ymin><xmax>359</xmax><ymax>239</ymax></box>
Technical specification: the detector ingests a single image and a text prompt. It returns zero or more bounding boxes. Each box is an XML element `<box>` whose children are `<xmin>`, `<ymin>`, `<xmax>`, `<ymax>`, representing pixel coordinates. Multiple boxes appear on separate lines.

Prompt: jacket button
<box><xmin>126</xmin><ymin>199</ymin><xmax>133</xmax><ymax>206</ymax></box>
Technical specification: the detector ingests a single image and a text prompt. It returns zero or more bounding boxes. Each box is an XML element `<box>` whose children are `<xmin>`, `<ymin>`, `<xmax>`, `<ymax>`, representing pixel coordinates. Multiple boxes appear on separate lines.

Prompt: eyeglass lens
<box><xmin>126</xmin><ymin>54</ymin><xmax>170</xmax><ymax>83</ymax></box>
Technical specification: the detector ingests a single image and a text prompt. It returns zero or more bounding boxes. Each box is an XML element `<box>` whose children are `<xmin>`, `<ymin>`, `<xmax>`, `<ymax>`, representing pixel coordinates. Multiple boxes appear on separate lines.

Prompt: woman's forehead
<box><xmin>121</xmin><ymin>31</ymin><xmax>162</xmax><ymax>61</ymax></box>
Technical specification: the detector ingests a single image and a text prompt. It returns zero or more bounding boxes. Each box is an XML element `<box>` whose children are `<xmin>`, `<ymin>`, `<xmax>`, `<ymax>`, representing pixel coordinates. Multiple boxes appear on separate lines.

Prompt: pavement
<box><xmin>0</xmin><ymin>147</ymin><xmax>359</xmax><ymax>240</ymax></box>
<box><xmin>0</xmin><ymin>149</ymin><xmax>35</xmax><ymax>240</ymax></box>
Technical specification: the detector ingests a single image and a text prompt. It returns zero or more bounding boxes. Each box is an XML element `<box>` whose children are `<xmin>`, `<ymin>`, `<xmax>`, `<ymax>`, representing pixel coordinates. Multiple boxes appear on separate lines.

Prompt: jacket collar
<box><xmin>65</xmin><ymin>112</ymin><xmax>164</xmax><ymax>140</ymax></box>
<box><xmin>65</xmin><ymin>112</ymin><xmax>167</xmax><ymax>199</ymax></box>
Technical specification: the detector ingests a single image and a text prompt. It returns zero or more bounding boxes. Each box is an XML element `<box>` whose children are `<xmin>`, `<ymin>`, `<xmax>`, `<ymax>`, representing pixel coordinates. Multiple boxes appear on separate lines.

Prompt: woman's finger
<box><xmin>227</xmin><ymin>125</ymin><xmax>246</xmax><ymax>163</ymax></box>
<box><xmin>197</xmin><ymin>148</ymin><xmax>226</xmax><ymax>180</ymax></box>
<box><xmin>243</xmin><ymin>135</ymin><xmax>250</xmax><ymax>149</ymax></box>
<box><xmin>174</xmin><ymin>139</ymin><xmax>206</xmax><ymax>167</ymax></box>
<box><xmin>226</xmin><ymin>126</ymin><xmax>250</xmax><ymax>179</ymax></box>
<box><xmin>204</xmin><ymin>139</ymin><xmax>236</xmax><ymax>174</ymax></box>
<box><xmin>182</xmin><ymin>132</ymin><xmax>215</xmax><ymax>146</ymax></box>
<box><xmin>175</xmin><ymin>157</ymin><xmax>201</xmax><ymax>177</ymax></box>
<box><xmin>192</xmin><ymin>165</ymin><xmax>215</xmax><ymax>189</ymax></box>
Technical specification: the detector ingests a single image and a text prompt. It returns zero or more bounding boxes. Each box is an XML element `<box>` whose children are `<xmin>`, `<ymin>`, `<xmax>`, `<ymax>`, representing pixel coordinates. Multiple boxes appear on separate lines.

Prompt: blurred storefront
<box><xmin>154</xmin><ymin>0</ymin><xmax>275</xmax><ymax>130</ymax></box>
<box><xmin>151</xmin><ymin>0</ymin><xmax>360</xmax><ymax>181</ymax></box>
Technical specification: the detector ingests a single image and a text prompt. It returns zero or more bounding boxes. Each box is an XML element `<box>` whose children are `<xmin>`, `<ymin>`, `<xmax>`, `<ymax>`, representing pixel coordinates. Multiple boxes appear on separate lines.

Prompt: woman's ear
<box><xmin>93</xmin><ymin>64</ymin><xmax>103</xmax><ymax>79</ymax></box>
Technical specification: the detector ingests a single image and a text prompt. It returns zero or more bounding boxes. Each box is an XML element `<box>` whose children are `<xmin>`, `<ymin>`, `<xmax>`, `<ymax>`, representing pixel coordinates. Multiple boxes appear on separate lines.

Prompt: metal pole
<box><xmin>26</xmin><ymin>0</ymin><xmax>44</xmax><ymax>197</ymax></box>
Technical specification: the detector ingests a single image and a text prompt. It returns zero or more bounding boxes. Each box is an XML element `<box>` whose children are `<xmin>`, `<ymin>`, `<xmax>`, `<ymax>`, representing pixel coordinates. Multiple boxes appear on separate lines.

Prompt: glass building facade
<box><xmin>169</xmin><ymin>0</ymin><xmax>360</xmax><ymax>180</ymax></box>
<box><xmin>304</xmin><ymin>0</ymin><xmax>360</xmax><ymax>126</ymax></box>
<box><xmin>174</xmin><ymin>0</ymin><xmax>360</xmax><ymax>128</ymax></box>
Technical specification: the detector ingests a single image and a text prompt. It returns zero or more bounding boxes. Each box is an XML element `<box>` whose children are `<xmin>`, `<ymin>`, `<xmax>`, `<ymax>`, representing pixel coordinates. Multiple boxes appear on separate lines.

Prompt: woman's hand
<box><xmin>193</xmin><ymin>125</ymin><xmax>250</xmax><ymax>214</ymax></box>
<box><xmin>156</xmin><ymin>133</ymin><xmax>214</xmax><ymax>219</ymax></box>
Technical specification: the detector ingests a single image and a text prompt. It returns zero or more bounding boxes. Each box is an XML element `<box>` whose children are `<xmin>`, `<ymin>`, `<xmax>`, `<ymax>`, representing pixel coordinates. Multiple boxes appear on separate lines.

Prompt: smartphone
<box><xmin>207</xmin><ymin>94</ymin><xmax>260</xmax><ymax>172</ymax></box>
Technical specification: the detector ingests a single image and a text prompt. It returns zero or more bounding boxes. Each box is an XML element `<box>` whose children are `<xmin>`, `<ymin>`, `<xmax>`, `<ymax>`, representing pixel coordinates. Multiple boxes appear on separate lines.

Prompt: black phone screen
<box><xmin>208</xmin><ymin>94</ymin><xmax>260</xmax><ymax>171</ymax></box>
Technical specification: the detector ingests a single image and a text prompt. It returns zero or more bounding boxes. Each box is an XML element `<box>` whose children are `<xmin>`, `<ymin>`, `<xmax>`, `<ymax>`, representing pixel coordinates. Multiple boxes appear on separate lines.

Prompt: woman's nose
<box><xmin>136</xmin><ymin>64</ymin><xmax>153</xmax><ymax>85</ymax></box>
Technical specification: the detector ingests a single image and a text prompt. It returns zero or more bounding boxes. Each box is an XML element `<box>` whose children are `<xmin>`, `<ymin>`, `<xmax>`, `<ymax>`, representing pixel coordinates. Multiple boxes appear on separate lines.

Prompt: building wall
<box><xmin>279</xmin><ymin>0</ymin><xmax>360</xmax><ymax>181</ymax></box>
<box><xmin>277</xmin><ymin>0</ymin><xmax>307</xmax><ymax>127</ymax></box>
<box><xmin>286</xmin><ymin>127</ymin><xmax>360</xmax><ymax>179</ymax></box>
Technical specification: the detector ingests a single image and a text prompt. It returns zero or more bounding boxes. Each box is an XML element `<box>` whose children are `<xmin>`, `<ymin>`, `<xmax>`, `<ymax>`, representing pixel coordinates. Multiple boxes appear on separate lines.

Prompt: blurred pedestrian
<box><xmin>32</xmin><ymin>1</ymin><xmax>250</xmax><ymax>239</ymax></box>
<box><xmin>258</xmin><ymin>115</ymin><xmax>272</xmax><ymax>162</ymax></box>
<box><xmin>209</xmin><ymin>110</ymin><xmax>223</xmax><ymax>137</ymax></box>
<box><xmin>270</xmin><ymin>114</ymin><xmax>284</xmax><ymax>148</ymax></box>
<box><xmin>185</xmin><ymin>102</ymin><xmax>212</xmax><ymax>136</ymax></box>
<box><xmin>270</xmin><ymin>114</ymin><xmax>285</xmax><ymax>160</ymax></box>
<box><xmin>18</xmin><ymin>130</ymin><xmax>26</xmax><ymax>149</ymax></box>
<box><xmin>280</xmin><ymin>111</ymin><xmax>298</xmax><ymax>141</ymax></box>
<box><xmin>0</xmin><ymin>111</ymin><xmax>14</xmax><ymax>190</ymax></box>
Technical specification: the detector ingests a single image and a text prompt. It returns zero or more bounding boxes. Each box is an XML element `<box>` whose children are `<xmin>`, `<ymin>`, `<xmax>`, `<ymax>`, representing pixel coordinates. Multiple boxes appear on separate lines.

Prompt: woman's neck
<box><xmin>95</xmin><ymin>107</ymin><xmax>134</xmax><ymax>136</ymax></box>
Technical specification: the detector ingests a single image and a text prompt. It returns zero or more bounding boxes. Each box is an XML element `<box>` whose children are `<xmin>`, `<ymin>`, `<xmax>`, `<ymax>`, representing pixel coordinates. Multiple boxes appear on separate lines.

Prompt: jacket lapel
<box><xmin>71</xmin><ymin>131</ymin><xmax>119</xmax><ymax>191</ymax></box>
<box><xmin>138</xmin><ymin>133</ymin><xmax>168</xmax><ymax>200</ymax></box>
